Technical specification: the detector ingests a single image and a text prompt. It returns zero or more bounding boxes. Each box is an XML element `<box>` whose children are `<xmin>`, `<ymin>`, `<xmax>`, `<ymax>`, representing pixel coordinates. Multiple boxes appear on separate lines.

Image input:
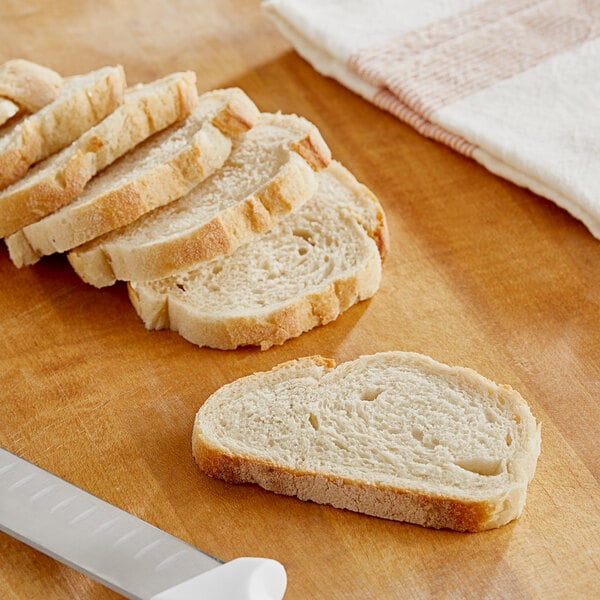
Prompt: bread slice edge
<box><xmin>0</xmin><ymin>59</ymin><xmax>63</xmax><ymax>112</ymax></box>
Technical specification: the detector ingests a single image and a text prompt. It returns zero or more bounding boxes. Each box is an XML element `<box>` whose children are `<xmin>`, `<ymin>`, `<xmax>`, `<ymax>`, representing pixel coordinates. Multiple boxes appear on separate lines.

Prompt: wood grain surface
<box><xmin>1</xmin><ymin>1</ymin><xmax>599</xmax><ymax>598</ymax></box>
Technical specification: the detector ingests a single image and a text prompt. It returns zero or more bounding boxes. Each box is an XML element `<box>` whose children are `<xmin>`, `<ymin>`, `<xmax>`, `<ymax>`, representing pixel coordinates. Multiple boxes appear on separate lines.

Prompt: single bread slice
<box><xmin>0</xmin><ymin>98</ymin><xmax>19</xmax><ymax>127</ymax></box>
<box><xmin>0</xmin><ymin>65</ymin><xmax>125</xmax><ymax>190</ymax></box>
<box><xmin>68</xmin><ymin>112</ymin><xmax>332</xmax><ymax>287</ymax></box>
<box><xmin>6</xmin><ymin>88</ymin><xmax>259</xmax><ymax>267</ymax></box>
<box><xmin>193</xmin><ymin>352</ymin><xmax>541</xmax><ymax>532</ymax></box>
<box><xmin>0</xmin><ymin>71</ymin><xmax>198</xmax><ymax>238</ymax></box>
<box><xmin>127</xmin><ymin>161</ymin><xmax>388</xmax><ymax>350</ymax></box>
<box><xmin>0</xmin><ymin>59</ymin><xmax>63</xmax><ymax>112</ymax></box>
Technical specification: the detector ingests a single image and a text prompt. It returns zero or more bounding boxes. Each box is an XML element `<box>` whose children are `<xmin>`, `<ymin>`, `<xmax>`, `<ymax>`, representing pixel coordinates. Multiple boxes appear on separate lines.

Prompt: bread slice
<box><xmin>193</xmin><ymin>352</ymin><xmax>541</xmax><ymax>532</ymax></box>
<box><xmin>0</xmin><ymin>71</ymin><xmax>198</xmax><ymax>238</ymax></box>
<box><xmin>68</xmin><ymin>112</ymin><xmax>332</xmax><ymax>287</ymax></box>
<box><xmin>0</xmin><ymin>65</ymin><xmax>125</xmax><ymax>191</ymax></box>
<box><xmin>127</xmin><ymin>161</ymin><xmax>388</xmax><ymax>350</ymax></box>
<box><xmin>6</xmin><ymin>88</ymin><xmax>259</xmax><ymax>267</ymax></box>
<box><xmin>0</xmin><ymin>98</ymin><xmax>19</xmax><ymax>127</ymax></box>
<box><xmin>0</xmin><ymin>59</ymin><xmax>63</xmax><ymax>112</ymax></box>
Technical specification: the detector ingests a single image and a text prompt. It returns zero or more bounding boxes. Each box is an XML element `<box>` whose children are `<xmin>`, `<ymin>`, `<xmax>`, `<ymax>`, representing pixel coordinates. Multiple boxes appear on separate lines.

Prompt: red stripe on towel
<box><xmin>375</xmin><ymin>89</ymin><xmax>478</xmax><ymax>157</ymax></box>
<box><xmin>350</xmin><ymin>0</ymin><xmax>600</xmax><ymax>154</ymax></box>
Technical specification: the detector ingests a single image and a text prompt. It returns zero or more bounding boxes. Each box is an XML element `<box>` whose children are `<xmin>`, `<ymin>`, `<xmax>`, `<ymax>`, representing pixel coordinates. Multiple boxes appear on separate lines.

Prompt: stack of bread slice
<box><xmin>1</xmin><ymin>59</ymin><xmax>389</xmax><ymax>350</ymax></box>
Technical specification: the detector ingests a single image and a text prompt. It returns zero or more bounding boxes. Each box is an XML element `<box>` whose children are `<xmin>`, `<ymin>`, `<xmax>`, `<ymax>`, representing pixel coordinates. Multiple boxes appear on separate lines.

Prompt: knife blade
<box><xmin>0</xmin><ymin>448</ymin><xmax>286</xmax><ymax>599</ymax></box>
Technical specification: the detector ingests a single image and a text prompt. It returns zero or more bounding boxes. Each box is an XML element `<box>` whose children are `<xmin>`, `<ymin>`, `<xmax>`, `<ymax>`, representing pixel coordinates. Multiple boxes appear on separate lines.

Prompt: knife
<box><xmin>0</xmin><ymin>448</ymin><xmax>286</xmax><ymax>599</ymax></box>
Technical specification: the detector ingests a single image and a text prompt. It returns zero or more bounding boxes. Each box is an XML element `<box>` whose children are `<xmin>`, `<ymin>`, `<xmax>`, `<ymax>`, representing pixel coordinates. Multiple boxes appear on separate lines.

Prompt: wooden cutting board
<box><xmin>1</xmin><ymin>1</ymin><xmax>599</xmax><ymax>598</ymax></box>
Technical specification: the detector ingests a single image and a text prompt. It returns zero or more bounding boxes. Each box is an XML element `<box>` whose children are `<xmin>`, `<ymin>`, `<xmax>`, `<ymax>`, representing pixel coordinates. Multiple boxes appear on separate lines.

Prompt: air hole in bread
<box><xmin>417</xmin><ymin>435</ymin><xmax>441</xmax><ymax>450</ymax></box>
<box><xmin>298</xmin><ymin>246</ymin><xmax>308</xmax><ymax>256</ymax></box>
<box><xmin>484</xmin><ymin>408</ymin><xmax>498</xmax><ymax>423</ymax></box>
<box><xmin>411</xmin><ymin>428</ymin><xmax>424</xmax><ymax>442</ymax></box>
<box><xmin>506</xmin><ymin>432</ymin><xmax>513</xmax><ymax>446</ymax></box>
<box><xmin>455</xmin><ymin>458</ymin><xmax>503</xmax><ymax>477</ymax></box>
<box><xmin>360</xmin><ymin>388</ymin><xmax>382</xmax><ymax>402</ymax></box>
<box><xmin>308</xmin><ymin>413</ymin><xmax>319</xmax><ymax>431</ymax></box>
<box><xmin>212</xmin><ymin>265</ymin><xmax>222</xmax><ymax>275</ymax></box>
<box><xmin>292</xmin><ymin>228</ymin><xmax>315</xmax><ymax>245</ymax></box>
<box><xmin>333</xmin><ymin>439</ymin><xmax>348</xmax><ymax>451</ymax></box>
<box><xmin>176</xmin><ymin>282</ymin><xmax>185</xmax><ymax>291</ymax></box>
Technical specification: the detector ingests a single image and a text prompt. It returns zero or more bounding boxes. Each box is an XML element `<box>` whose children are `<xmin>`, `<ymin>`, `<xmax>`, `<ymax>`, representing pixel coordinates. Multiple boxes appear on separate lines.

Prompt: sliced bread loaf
<box><xmin>0</xmin><ymin>59</ymin><xmax>63</xmax><ymax>112</ymax></box>
<box><xmin>0</xmin><ymin>65</ymin><xmax>125</xmax><ymax>190</ymax></box>
<box><xmin>68</xmin><ymin>112</ymin><xmax>332</xmax><ymax>287</ymax></box>
<box><xmin>0</xmin><ymin>71</ymin><xmax>198</xmax><ymax>238</ymax></box>
<box><xmin>127</xmin><ymin>161</ymin><xmax>388</xmax><ymax>350</ymax></box>
<box><xmin>193</xmin><ymin>351</ymin><xmax>541</xmax><ymax>532</ymax></box>
<box><xmin>6</xmin><ymin>88</ymin><xmax>259</xmax><ymax>267</ymax></box>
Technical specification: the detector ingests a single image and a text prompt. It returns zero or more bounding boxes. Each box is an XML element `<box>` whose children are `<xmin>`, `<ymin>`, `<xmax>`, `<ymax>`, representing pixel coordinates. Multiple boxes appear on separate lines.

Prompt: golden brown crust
<box><xmin>0</xmin><ymin>59</ymin><xmax>63</xmax><ymax>112</ymax></box>
<box><xmin>0</xmin><ymin>151</ymin><xmax>95</xmax><ymax>238</ymax></box>
<box><xmin>290</xmin><ymin>128</ymin><xmax>332</xmax><ymax>171</ymax></box>
<box><xmin>0</xmin><ymin>65</ymin><xmax>126</xmax><ymax>192</ymax></box>
<box><xmin>175</xmin><ymin>75</ymin><xmax>199</xmax><ymax>122</ymax></box>
<box><xmin>210</xmin><ymin>88</ymin><xmax>260</xmax><ymax>136</ymax></box>
<box><xmin>0</xmin><ymin>138</ymin><xmax>39</xmax><ymax>191</ymax></box>
<box><xmin>270</xmin><ymin>355</ymin><xmax>337</xmax><ymax>372</ymax></box>
<box><xmin>193</xmin><ymin>441</ymin><xmax>492</xmax><ymax>532</ymax></box>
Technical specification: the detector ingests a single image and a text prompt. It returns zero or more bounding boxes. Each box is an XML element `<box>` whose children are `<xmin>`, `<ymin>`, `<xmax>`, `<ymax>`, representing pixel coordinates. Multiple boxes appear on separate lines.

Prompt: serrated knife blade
<box><xmin>0</xmin><ymin>448</ymin><xmax>286</xmax><ymax>599</ymax></box>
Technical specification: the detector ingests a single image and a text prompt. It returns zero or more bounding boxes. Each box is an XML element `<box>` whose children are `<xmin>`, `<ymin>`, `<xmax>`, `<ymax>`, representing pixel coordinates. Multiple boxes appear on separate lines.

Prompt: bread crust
<box><xmin>7</xmin><ymin>123</ymin><xmax>231</xmax><ymax>266</ymax></box>
<box><xmin>194</xmin><ymin>441</ymin><xmax>493</xmax><ymax>532</ymax></box>
<box><xmin>0</xmin><ymin>59</ymin><xmax>63</xmax><ymax>112</ymax></box>
<box><xmin>192</xmin><ymin>352</ymin><xmax>541</xmax><ymax>532</ymax></box>
<box><xmin>209</xmin><ymin>88</ymin><xmax>260</xmax><ymax>137</ymax></box>
<box><xmin>0</xmin><ymin>71</ymin><xmax>198</xmax><ymax>239</ymax></box>
<box><xmin>291</xmin><ymin>127</ymin><xmax>332</xmax><ymax>171</ymax></box>
<box><xmin>0</xmin><ymin>65</ymin><xmax>126</xmax><ymax>191</ymax></box>
<box><xmin>0</xmin><ymin>126</ymin><xmax>41</xmax><ymax>191</ymax></box>
<box><xmin>0</xmin><ymin>151</ymin><xmax>96</xmax><ymax>238</ymax></box>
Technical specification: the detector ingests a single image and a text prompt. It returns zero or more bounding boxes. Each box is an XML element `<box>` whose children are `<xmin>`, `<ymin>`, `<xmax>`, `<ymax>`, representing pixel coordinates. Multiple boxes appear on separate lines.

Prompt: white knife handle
<box><xmin>150</xmin><ymin>557</ymin><xmax>287</xmax><ymax>600</ymax></box>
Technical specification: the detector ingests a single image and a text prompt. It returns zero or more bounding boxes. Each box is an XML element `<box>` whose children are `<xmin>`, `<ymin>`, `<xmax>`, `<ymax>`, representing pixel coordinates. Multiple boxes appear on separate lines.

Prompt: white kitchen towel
<box><xmin>263</xmin><ymin>0</ymin><xmax>600</xmax><ymax>239</ymax></box>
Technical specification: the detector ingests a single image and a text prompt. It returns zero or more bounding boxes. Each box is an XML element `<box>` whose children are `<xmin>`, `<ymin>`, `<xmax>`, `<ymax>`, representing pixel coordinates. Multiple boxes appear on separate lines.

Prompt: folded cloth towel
<box><xmin>263</xmin><ymin>0</ymin><xmax>600</xmax><ymax>239</ymax></box>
